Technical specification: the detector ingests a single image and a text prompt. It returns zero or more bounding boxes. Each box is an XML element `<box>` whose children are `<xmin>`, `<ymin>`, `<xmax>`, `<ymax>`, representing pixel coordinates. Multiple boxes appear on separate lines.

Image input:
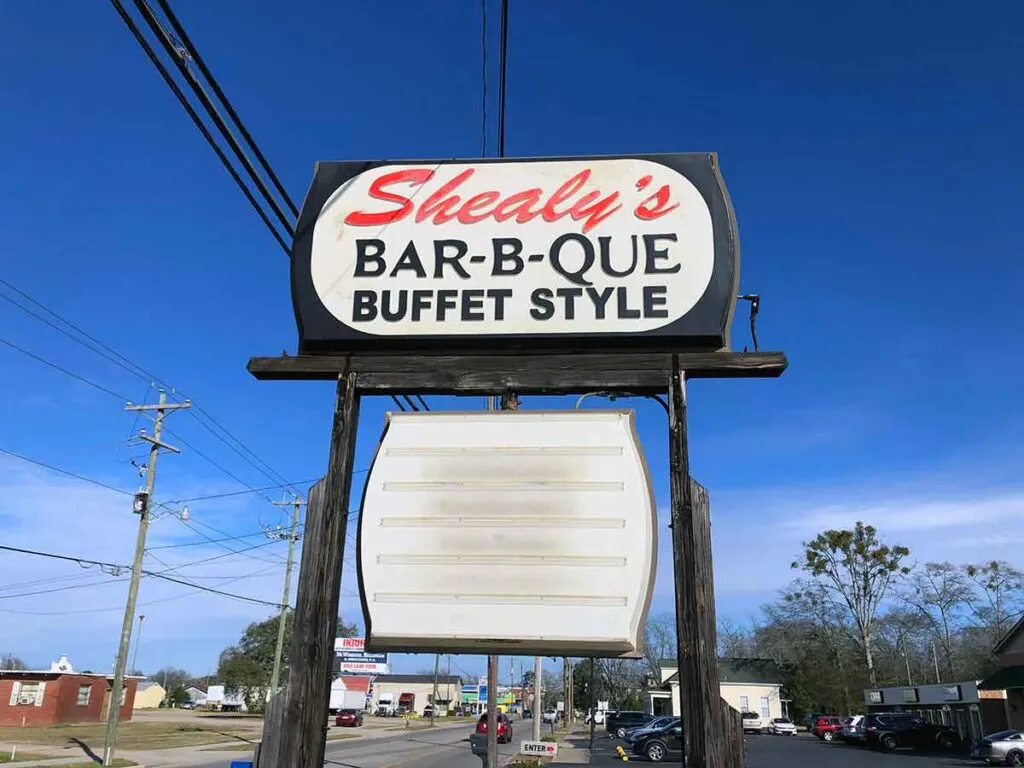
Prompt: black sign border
<box><xmin>290</xmin><ymin>153</ymin><xmax>739</xmax><ymax>356</ymax></box>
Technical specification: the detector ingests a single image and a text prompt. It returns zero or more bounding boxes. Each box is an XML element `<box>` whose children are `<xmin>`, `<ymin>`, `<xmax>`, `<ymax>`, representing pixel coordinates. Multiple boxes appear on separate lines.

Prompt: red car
<box><xmin>336</xmin><ymin>709</ymin><xmax>364</xmax><ymax>727</ymax></box>
<box><xmin>813</xmin><ymin>716</ymin><xmax>844</xmax><ymax>742</ymax></box>
<box><xmin>476</xmin><ymin>712</ymin><xmax>513</xmax><ymax>744</ymax></box>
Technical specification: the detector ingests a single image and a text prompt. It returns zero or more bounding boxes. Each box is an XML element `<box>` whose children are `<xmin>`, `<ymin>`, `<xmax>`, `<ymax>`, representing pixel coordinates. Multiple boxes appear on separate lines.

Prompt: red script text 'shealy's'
<box><xmin>342</xmin><ymin>168</ymin><xmax>681</xmax><ymax>234</ymax></box>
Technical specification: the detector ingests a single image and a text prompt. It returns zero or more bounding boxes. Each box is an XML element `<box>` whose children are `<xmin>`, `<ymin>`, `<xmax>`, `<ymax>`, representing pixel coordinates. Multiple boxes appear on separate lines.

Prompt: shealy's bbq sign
<box><xmin>291</xmin><ymin>154</ymin><xmax>739</xmax><ymax>354</ymax></box>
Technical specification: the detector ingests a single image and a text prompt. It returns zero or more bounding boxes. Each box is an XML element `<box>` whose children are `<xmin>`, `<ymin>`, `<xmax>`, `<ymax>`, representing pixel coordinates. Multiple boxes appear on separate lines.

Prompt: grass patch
<box><xmin>0</xmin><ymin>721</ymin><xmax>260</xmax><ymax>751</ymax></box>
<box><xmin>0</xmin><ymin>752</ymin><xmax>47</xmax><ymax>764</ymax></box>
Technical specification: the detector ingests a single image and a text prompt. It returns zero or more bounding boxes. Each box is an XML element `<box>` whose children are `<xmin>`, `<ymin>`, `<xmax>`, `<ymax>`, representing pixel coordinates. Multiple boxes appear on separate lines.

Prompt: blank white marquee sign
<box><xmin>358</xmin><ymin>410</ymin><xmax>657</xmax><ymax>656</ymax></box>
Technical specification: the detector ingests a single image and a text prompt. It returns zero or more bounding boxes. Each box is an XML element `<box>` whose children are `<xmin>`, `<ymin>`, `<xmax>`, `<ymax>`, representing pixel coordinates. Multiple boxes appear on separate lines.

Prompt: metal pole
<box><xmin>932</xmin><ymin>641</ymin><xmax>941</xmax><ymax>684</ymax></box>
<box><xmin>903</xmin><ymin>634</ymin><xmax>913</xmax><ymax>686</ymax></box>
<box><xmin>130</xmin><ymin>615</ymin><xmax>145</xmax><ymax>674</ymax></box>
<box><xmin>487</xmin><ymin>655</ymin><xmax>499</xmax><ymax>768</ymax></box>
<box><xmin>269</xmin><ymin>497</ymin><xmax>304</xmax><ymax>694</ymax></box>
<box><xmin>588</xmin><ymin>657</ymin><xmax>596</xmax><ymax>751</ymax></box>
<box><xmin>431</xmin><ymin>653</ymin><xmax>440</xmax><ymax>726</ymax></box>
<box><xmin>532</xmin><ymin>655</ymin><xmax>542</xmax><ymax>741</ymax></box>
<box><xmin>103</xmin><ymin>390</ymin><xmax>189</xmax><ymax>766</ymax></box>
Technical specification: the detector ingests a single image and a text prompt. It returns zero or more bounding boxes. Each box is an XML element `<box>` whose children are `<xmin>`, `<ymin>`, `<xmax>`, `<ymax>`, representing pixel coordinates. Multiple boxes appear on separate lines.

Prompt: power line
<box><xmin>0</xmin><ymin>544</ymin><xmax>283</xmax><ymax>608</ymax></box>
<box><xmin>152</xmin><ymin>0</ymin><xmax>298</xmax><ymax>219</ymax></box>
<box><xmin>131</xmin><ymin>0</ymin><xmax>295</xmax><ymax>236</ymax></box>
<box><xmin>164</xmin><ymin>478</ymin><xmax>323</xmax><ymax>504</ymax></box>
<box><xmin>107</xmin><ymin>0</ymin><xmax>290</xmax><ymax>254</ymax></box>
<box><xmin>0</xmin><ymin>337</ymin><xmax>130</xmax><ymax>400</ymax></box>
<box><xmin>146</xmin><ymin>529</ymin><xmax>275</xmax><ymax>550</ymax></box>
<box><xmin>0</xmin><ymin>446</ymin><xmax>133</xmax><ymax>497</ymax></box>
<box><xmin>497</xmin><ymin>0</ymin><xmax>510</xmax><ymax>157</ymax></box>
<box><xmin>480</xmin><ymin>0</ymin><xmax>488</xmax><ymax>155</ymax></box>
<box><xmin>1</xmin><ymin>280</ymin><xmax>298</xmax><ymax>497</ymax></box>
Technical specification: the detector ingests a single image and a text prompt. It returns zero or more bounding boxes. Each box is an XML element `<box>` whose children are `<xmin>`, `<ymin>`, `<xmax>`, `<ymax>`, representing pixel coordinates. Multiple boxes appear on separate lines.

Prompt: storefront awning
<box><xmin>979</xmin><ymin>666</ymin><xmax>1024</xmax><ymax>690</ymax></box>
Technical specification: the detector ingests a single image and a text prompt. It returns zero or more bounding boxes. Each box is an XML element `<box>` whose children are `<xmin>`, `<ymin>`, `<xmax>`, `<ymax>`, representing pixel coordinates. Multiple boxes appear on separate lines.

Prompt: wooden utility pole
<box><xmin>269</xmin><ymin>497</ymin><xmax>305</xmax><ymax>695</ymax></box>
<box><xmin>103</xmin><ymin>390</ymin><xmax>190</xmax><ymax>766</ymax></box>
<box><xmin>272</xmin><ymin>373</ymin><xmax>360</xmax><ymax>768</ymax></box>
<box><xmin>668</xmin><ymin>357</ymin><xmax>727</xmax><ymax>767</ymax></box>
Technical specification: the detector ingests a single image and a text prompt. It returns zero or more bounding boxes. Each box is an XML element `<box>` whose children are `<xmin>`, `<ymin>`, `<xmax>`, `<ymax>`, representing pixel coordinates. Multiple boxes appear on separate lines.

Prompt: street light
<box><xmin>575</xmin><ymin>391</ymin><xmax>669</xmax><ymax>416</ymax></box>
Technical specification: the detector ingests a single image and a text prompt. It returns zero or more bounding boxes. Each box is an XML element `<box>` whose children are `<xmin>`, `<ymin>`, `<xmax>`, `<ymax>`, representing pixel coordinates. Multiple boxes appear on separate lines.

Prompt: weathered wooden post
<box><xmin>267</xmin><ymin>373</ymin><xmax>359</xmax><ymax>768</ymax></box>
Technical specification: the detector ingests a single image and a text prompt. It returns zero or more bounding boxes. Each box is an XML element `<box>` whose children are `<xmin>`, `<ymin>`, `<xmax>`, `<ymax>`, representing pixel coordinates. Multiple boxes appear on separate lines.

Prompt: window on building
<box><xmin>77</xmin><ymin>685</ymin><xmax>91</xmax><ymax>706</ymax></box>
<box><xmin>8</xmin><ymin>681</ymin><xmax>46</xmax><ymax>707</ymax></box>
<box><xmin>739</xmin><ymin>696</ymin><xmax>749</xmax><ymax>712</ymax></box>
<box><xmin>760</xmin><ymin>697</ymin><xmax>770</xmax><ymax>720</ymax></box>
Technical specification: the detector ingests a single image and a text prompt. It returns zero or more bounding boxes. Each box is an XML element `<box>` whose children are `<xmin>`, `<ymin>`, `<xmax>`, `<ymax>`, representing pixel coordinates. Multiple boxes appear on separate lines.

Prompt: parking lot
<box><xmin>588</xmin><ymin>732</ymin><xmax>980</xmax><ymax>766</ymax></box>
<box><xmin>745</xmin><ymin>734</ymin><xmax>976</xmax><ymax>767</ymax></box>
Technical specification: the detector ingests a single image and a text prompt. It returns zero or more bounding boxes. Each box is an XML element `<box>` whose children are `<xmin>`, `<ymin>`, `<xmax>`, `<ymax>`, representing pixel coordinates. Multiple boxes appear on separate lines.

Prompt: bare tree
<box><xmin>717</xmin><ymin>618</ymin><xmax>757</xmax><ymax>658</ymax></box>
<box><xmin>902</xmin><ymin>562</ymin><xmax>972</xmax><ymax>679</ymax></box>
<box><xmin>642</xmin><ymin>612</ymin><xmax>676</xmax><ymax>683</ymax></box>
<box><xmin>964</xmin><ymin>561</ymin><xmax>1024</xmax><ymax>641</ymax></box>
<box><xmin>791</xmin><ymin>522</ymin><xmax>911</xmax><ymax>685</ymax></box>
<box><xmin>1</xmin><ymin>653</ymin><xmax>27</xmax><ymax>671</ymax></box>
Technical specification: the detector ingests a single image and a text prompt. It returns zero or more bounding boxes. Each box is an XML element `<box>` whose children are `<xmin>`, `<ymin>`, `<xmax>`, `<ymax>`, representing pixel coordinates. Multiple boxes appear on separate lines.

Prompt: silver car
<box><xmin>973</xmin><ymin>730</ymin><xmax>1024</xmax><ymax>765</ymax></box>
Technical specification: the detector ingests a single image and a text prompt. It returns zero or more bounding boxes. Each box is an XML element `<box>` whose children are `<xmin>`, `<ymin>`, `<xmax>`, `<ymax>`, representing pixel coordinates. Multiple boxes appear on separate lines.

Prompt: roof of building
<box><xmin>186</xmin><ymin>684</ymin><xmax>208</xmax><ymax>693</ymax></box>
<box><xmin>372</xmin><ymin>674</ymin><xmax>461</xmax><ymax>685</ymax></box>
<box><xmin>0</xmin><ymin>670</ymin><xmax>145</xmax><ymax>680</ymax></box>
<box><xmin>994</xmin><ymin>616</ymin><xmax>1024</xmax><ymax>656</ymax></box>
<box><xmin>138</xmin><ymin>681</ymin><xmax>165</xmax><ymax>692</ymax></box>
<box><xmin>659</xmin><ymin>657</ymin><xmax>783</xmax><ymax>686</ymax></box>
<box><xmin>979</xmin><ymin>666</ymin><xmax>1024</xmax><ymax>691</ymax></box>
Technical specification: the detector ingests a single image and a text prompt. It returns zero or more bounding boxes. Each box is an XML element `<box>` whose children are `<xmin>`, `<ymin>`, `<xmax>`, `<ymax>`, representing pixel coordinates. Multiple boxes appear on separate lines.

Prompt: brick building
<box><xmin>0</xmin><ymin>656</ymin><xmax>139</xmax><ymax>727</ymax></box>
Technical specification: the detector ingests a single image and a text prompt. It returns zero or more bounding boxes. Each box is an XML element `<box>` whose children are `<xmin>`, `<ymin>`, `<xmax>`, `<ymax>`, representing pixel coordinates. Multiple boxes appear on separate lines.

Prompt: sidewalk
<box><xmin>551</xmin><ymin>729</ymin><xmax>591</xmax><ymax>764</ymax></box>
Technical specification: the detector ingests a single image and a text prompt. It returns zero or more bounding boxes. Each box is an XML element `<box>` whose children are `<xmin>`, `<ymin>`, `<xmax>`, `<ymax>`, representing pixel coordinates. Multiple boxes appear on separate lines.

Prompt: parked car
<box><xmin>541</xmin><ymin>709</ymin><xmax>559</xmax><ymax>724</ymax></box>
<box><xmin>972</xmin><ymin>729</ymin><xmax>1024</xmax><ymax>765</ymax></box>
<box><xmin>476</xmin><ymin>712</ymin><xmax>513</xmax><ymax>744</ymax></box>
<box><xmin>741</xmin><ymin>711</ymin><xmax>765</xmax><ymax>734</ymax></box>
<box><xmin>607</xmin><ymin>711</ymin><xmax>654</xmax><ymax>739</ymax></box>
<box><xmin>801</xmin><ymin>712</ymin><xmax>827</xmax><ymax>731</ymax></box>
<box><xmin>335</xmin><ymin>709</ymin><xmax>363</xmax><ymax>727</ymax></box>
<box><xmin>862</xmin><ymin>713</ymin><xmax>959</xmax><ymax>752</ymax></box>
<box><xmin>813</xmin><ymin>716</ymin><xmax>844</xmax><ymax>742</ymax></box>
<box><xmin>842</xmin><ymin>715</ymin><xmax>866</xmax><ymax>744</ymax></box>
<box><xmin>624</xmin><ymin>717</ymin><xmax>679</xmax><ymax>745</ymax></box>
<box><xmin>632</xmin><ymin>722</ymin><xmax>684</xmax><ymax>763</ymax></box>
<box><xmin>522</xmin><ymin>708</ymin><xmax>532</xmax><ymax>720</ymax></box>
<box><xmin>770</xmin><ymin>717</ymin><xmax>797</xmax><ymax>735</ymax></box>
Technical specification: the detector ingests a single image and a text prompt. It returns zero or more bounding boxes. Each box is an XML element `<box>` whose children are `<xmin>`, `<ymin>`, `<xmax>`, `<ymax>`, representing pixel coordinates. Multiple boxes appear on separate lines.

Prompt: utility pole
<box><xmin>130</xmin><ymin>615</ymin><xmax>145</xmax><ymax>674</ymax></box>
<box><xmin>532</xmin><ymin>656</ymin><xmax>542</xmax><ymax>741</ymax></box>
<box><xmin>268</xmin><ymin>496</ymin><xmax>305</xmax><ymax>695</ymax></box>
<box><xmin>431</xmin><ymin>653</ymin><xmax>440</xmax><ymax>726</ymax></box>
<box><xmin>103</xmin><ymin>390</ymin><xmax>189</xmax><ymax>767</ymax></box>
<box><xmin>932</xmin><ymin>641</ymin><xmax>941</xmax><ymax>684</ymax></box>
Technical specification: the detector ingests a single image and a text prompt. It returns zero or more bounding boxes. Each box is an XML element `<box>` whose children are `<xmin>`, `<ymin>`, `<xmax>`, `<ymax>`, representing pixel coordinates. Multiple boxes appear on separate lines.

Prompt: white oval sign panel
<box><xmin>291</xmin><ymin>154</ymin><xmax>739</xmax><ymax>354</ymax></box>
<box><xmin>357</xmin><ymin>410</ymin><xmax>658</xmax><ymax>656</ymax></box>
<box><xmin>310</xmin><ymin>159</ymin><xmax>712</xmax><ymax>336</ymax></box>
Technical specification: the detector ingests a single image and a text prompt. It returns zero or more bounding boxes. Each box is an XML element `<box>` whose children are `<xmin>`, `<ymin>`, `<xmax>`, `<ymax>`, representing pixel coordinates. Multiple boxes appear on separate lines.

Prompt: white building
<box><xmin>647</xmin><ymin>658</ymin><xmax>787</xmax><ymax>721</ymax></box>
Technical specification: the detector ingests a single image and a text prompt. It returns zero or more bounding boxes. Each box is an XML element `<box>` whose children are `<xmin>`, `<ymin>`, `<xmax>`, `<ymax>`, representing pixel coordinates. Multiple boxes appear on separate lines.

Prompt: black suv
<box><xmin>863</xmin><ymin>713</ymin><xmax>960</xmax><ymax>752</ymax></box>
<box><xmin>606</xmin><ymin>711</ymin><xmax>654</xmax><ymax>738</ymax></box>
<box><xmin>633</xmin><ymin>722</ymin><xmax>684</xmax><ymax>763</ymax></box>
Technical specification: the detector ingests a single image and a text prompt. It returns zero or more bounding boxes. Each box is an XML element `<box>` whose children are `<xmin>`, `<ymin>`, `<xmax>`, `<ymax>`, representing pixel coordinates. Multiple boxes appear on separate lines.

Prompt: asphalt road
<box><xmin>588</xmin><ymin>731</ymin><xmax>979</xmax><ymax>767</ymax></box>
<box><xmin>179</xmin><ymin>718</ymin><xmax>535</xmax><ymax>768</ymax></box>
<box><xmin>322</xmin><ymin>719</ymin><xmax>532</xmax><ymax>768</ymax></box>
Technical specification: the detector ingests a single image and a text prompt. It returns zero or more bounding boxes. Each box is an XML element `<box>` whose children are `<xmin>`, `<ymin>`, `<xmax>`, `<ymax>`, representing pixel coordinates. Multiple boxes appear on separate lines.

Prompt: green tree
<box><xmin>218</xmin><ymin>613</ymin><xmax>358</xmax><ymax>711</ymax></box>
<box><xmin>792</xmin><ymin>521</ymin><xmax>910</xmax><ymax>685</ymax></box>
<box><xmin>166</xmin><ymin>685</ymin><xmax>191</xmax><ymax>707</ymax></box>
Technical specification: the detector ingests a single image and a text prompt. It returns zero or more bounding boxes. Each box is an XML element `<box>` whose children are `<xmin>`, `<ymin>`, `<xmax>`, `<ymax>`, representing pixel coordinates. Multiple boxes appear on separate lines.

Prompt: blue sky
<box><xmin>1</xmin><ymin>0</ymin><xmax>1022</xmax><ymax>679</ymax></box>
